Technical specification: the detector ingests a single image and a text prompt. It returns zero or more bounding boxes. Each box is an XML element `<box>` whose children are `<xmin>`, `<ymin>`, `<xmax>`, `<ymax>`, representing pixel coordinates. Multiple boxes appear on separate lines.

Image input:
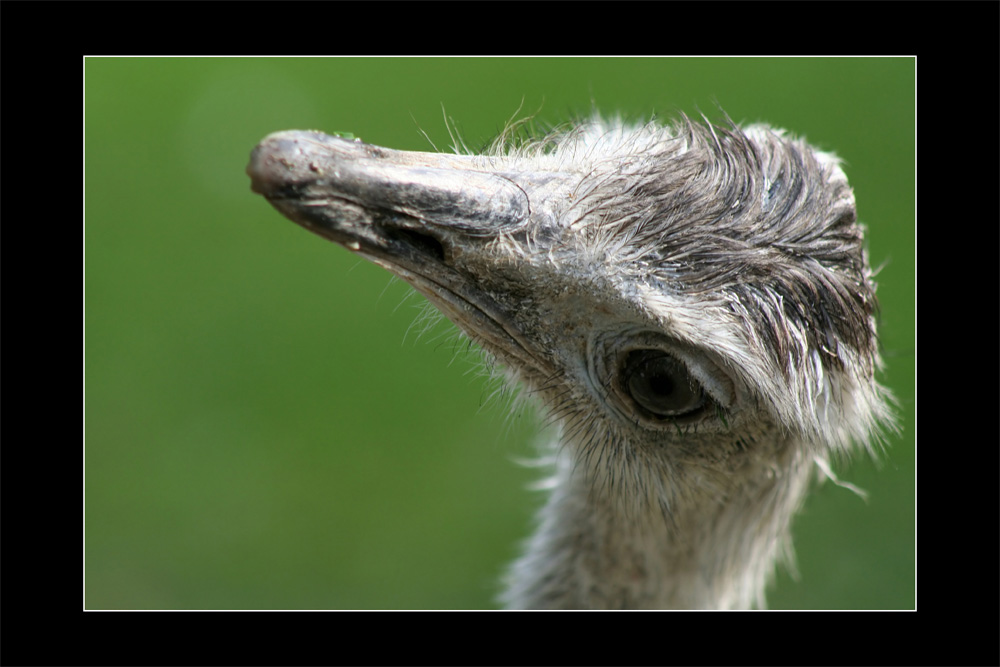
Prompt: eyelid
<box><xmin>662</xmin><ymin>347</ymin><xmax>737</xmax><ymax>410</ymax></box>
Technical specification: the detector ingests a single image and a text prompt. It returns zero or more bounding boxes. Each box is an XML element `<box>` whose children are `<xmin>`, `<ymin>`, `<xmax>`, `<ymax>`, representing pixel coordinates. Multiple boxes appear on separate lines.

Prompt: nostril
<box><xmin>392</xmin><ymin>228</ymin><xmax>447</xmax><ymax>263</ymax></box>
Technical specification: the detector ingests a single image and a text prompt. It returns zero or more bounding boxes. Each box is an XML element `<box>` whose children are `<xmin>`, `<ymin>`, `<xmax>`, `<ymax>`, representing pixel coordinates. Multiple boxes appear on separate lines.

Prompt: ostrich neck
<box><xmin>501</xmin><ymin>432</ymin><xmax>815</xmax><ymax>610</ymax></box>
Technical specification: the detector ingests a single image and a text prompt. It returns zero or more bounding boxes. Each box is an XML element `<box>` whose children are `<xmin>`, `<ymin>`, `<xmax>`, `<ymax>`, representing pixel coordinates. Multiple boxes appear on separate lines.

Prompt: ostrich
<box><xmin>247</xmin><ymin>112</ymin><xmax>894</xmax><ymax>609</ymax></box>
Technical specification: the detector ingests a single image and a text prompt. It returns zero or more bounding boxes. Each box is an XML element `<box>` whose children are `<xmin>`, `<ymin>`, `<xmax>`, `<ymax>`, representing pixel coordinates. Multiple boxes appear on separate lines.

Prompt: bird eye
<box><xmin>620</xmin><ymin>349</ymin><xmax>705</xmax><ymax>419</ymax></box>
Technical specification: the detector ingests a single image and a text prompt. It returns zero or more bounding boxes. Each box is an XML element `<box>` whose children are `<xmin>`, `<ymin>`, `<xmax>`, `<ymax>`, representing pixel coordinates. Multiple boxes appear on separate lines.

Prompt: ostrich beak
<box><xmin>247</xmin><ymin>130</ymin><xmax>530</xmax><ymax>248</ymax></box>
<box><xmin>247</xmin><ymin>130</ymin><xmax>544</xmax><ymax>373</ymax></box>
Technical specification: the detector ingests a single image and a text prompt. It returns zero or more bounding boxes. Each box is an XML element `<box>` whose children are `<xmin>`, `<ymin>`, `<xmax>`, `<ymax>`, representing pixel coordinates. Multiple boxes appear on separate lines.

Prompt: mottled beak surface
<box><xmin>247</xmin><ymin>130</ymin><xmax>529</xmax><ymax>249</ymax></box>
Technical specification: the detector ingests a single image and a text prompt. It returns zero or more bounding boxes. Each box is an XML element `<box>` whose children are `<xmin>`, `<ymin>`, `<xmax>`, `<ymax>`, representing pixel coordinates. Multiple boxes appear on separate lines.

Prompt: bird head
<box><xmin>247</xmin><ymin>116</ymin><xmax>893</xmax><ymax>488</ymax></box>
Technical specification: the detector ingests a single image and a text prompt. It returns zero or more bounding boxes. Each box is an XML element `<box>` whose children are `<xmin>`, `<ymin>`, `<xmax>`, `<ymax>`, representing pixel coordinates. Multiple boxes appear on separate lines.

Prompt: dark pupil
<box><xmin>645</xmin><ymin>370</ymin><xmax>675</xmax><ymax>397</ymax></box>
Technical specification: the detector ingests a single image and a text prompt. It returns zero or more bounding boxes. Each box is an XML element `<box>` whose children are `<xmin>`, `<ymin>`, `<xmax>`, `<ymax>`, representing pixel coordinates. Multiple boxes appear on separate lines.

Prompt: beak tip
<box><xmin>247</xmin><ymin>131</ymin><xmax>301</xmax><ymax>196</ymax></box>
<box><xmin>248</xmin><ymin>130</ymin><xmax>363</xmax><ymax>196</ymax></box>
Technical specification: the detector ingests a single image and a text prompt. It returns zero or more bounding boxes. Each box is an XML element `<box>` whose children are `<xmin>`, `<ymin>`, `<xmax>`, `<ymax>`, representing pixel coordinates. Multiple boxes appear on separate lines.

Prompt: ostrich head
<box><xmin>247</xmin><ymin>114</ymin><xmax>894</xmax><ymax>609</ymax></box>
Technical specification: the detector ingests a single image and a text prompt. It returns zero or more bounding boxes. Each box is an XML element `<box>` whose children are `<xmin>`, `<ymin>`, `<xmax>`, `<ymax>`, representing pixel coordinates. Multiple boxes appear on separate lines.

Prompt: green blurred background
<box><xmin>85</xmin><ymin>57</ymin><xmax>914</xmax><ymax>610</ymax></box>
